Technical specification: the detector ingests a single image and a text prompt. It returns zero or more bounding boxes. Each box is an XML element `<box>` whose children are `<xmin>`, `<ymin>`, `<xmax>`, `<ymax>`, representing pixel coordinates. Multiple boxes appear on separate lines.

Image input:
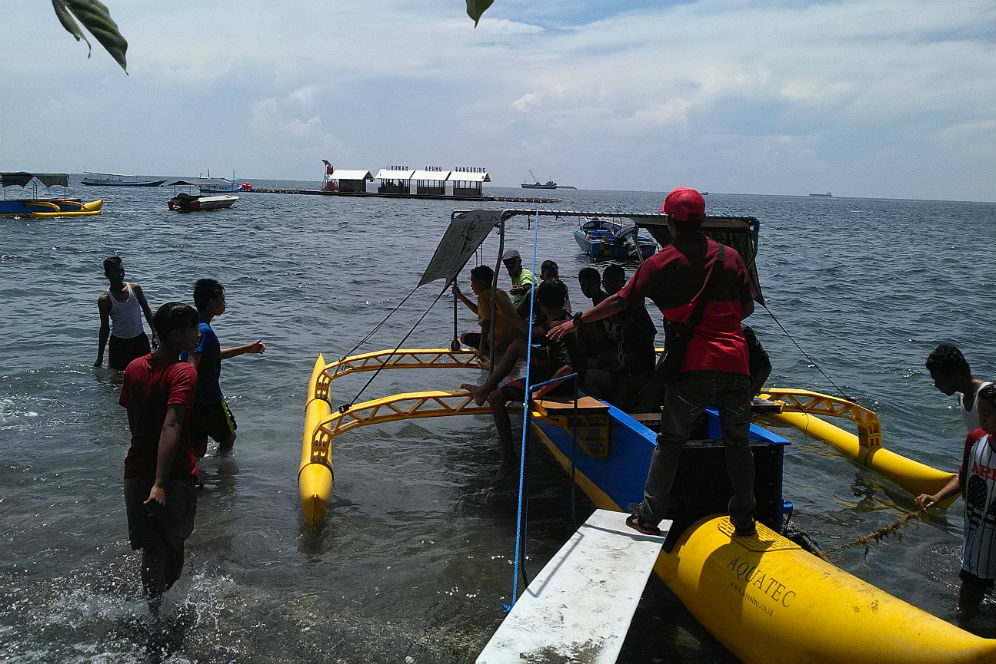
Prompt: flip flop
<box><xmin>625</xmin><ymin>514</ymin><xmax>662</xmax><ymax>536</ymax></box>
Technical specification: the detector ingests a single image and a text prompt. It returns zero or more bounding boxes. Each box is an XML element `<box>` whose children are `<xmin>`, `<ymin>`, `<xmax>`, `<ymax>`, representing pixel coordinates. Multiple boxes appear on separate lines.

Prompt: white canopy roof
<box><xmin>411</xmin><ymin>169</ymin><xmax>452</xmax><ymax>181</ymax></box>
<box><xmin>374</xmin><ymin>168</ymin><xmax>415</xmax><ymax>180</ymax></box>
<box><xmin>328</xmin><ymin>170</ymin><xmax>373</xmax><ymax>181</ymax></box>
<box><xmin>447</xmin><ymin>171</ymin><xmax>490</xmax><ymax>183</ymax></box>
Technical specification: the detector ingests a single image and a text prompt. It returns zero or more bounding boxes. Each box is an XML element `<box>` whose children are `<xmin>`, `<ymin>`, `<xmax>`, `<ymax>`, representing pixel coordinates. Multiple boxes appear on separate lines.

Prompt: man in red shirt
<box><xmin>120</xmin><ymin>301</ymin><xmax>201</xmax><ymax>614</ymax></box>
<box><xmin>549</xmin><ymin>187</ymin><xmax>757</xmax><ymax>537</ymax></box>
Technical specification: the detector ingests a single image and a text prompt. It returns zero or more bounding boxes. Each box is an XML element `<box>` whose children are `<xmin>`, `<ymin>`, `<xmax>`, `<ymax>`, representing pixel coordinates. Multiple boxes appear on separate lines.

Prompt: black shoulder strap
<box><xmin>686</xmin><ymin>243</ymin><xmax>725</xmax><ymax>331</ymax></box>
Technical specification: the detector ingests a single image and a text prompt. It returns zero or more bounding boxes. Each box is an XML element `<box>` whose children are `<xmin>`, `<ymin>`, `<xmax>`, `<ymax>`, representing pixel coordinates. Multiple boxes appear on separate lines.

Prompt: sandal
<box><xmin>625</xmin><ymin>514</ymin><xmax>662</xmax><ymax>536</ymax></box>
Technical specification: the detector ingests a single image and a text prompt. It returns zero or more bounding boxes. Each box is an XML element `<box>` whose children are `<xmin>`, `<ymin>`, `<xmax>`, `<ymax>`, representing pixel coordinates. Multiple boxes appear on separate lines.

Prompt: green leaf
<box><xmin>52</xmin><ymin>0</ymin><xmax>128</xmax><ymax>72</ymax></box>
<box><xmin>466</xmin><ymin>0</ymin><xmax>494</xmax><ymax>27</ymax></box>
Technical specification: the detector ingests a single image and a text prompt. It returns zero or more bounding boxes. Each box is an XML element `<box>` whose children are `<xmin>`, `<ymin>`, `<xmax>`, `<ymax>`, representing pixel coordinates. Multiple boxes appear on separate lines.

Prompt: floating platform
<box><xmin>244</xmin><ymin>188</ymin><xmax>560</xmax><ymax>204</ymax></box>
<box><xmin>477</xmin><ymin>509</ymin><xmax>669</xmax><ymax>664</ymax></box>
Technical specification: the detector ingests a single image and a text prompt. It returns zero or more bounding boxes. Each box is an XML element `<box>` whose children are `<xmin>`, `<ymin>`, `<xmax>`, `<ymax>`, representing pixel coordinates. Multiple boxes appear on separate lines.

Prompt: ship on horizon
<box><xmin>521</xmin><ymin>169</ymin><xmax>559</xmax><ymax>189</ymax></box>
<box><xmin>809</xmin><ymin>191</ymin><xmax>833</xmax><ymax>197</ymax></box>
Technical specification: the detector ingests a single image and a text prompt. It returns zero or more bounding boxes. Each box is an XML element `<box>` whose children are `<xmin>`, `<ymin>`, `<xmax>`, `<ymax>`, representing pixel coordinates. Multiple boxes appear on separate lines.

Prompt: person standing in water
<box><xmin>926</xmin><ymin>344</ymin><xmax>992</xmax><ymax>431</ymax></box>
<box><xmin>120</xmin><ymin>302</ymin><xmax>200</xmax><ymax>615</ymax></box>
<box><xmin>916</xmin><ymin>383</ymin><xmax>996</xmax><ymax>628</ymax></box>
<box><xmin>94</xmin><ymin>256</ymin><xmax>156</xmax><ymax>369</ymax></box>
<box><xmin>184</xmin><ymin>278</ymin><xmax>265</xmax><ymax>457</ymax></box>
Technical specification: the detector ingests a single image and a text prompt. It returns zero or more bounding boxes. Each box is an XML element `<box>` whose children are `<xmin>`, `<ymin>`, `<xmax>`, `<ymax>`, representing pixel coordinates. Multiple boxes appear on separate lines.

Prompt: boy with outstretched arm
<box><xmin>184</xmin><ymin>278</ymin><xmax>265</xmax><ymax>457</ymax></box>
<box><xmin>120</xmin><ymin>302</ymin><xmax>201</xmax><ymax>615</ymax></box>
<box><xmin>916</xmin><ymin>383</ymin><xmax>996</xmax><ymax>627</ymax></box>
<box><xmin>95</xmin><ymin>256</ymin><xmax>157</xmax><ymax>369</ymax></box>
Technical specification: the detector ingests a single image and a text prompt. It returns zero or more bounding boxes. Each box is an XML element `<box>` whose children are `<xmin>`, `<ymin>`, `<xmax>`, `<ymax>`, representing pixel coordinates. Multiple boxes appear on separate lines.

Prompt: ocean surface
<box><xmin>1</xmin><ymin>182</ymin><xmax>994</xmax><ymax>662</ymax></box>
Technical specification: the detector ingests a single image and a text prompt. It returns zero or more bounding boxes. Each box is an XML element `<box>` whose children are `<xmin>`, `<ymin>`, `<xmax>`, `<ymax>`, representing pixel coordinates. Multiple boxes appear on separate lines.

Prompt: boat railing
<box><xmin>759</xmin><ymin>388</ymin><xmax>881</xmax><ymax>448</ymax></box>
<box><xmin>315</xmin><ymin>348</ymin><xmax>488</xmax><ymax>398</ymax></box>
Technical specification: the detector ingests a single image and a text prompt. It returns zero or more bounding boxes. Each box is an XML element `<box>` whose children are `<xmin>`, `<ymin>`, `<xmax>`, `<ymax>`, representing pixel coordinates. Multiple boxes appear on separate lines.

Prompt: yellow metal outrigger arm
<box><xmin>758</xmin><ymin>388</ymin><xmax>955</xmax><ymax>499</ymax></box>
<box><xmin>300</xmin><ymin>350</ymin><xmax>501</xmax><ymax>529</ymax></box>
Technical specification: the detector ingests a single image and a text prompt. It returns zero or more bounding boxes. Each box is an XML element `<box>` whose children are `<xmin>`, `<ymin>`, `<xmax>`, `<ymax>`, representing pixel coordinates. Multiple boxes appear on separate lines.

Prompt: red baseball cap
<box><xmin>660</xmin><ymin>187</ymin><xmax>705</xmax><ymax>221</ymax></box>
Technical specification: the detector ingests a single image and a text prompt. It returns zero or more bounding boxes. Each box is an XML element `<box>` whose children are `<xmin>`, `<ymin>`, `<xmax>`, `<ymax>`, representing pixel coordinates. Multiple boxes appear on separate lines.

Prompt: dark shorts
<box><xmin>959</xmin><ymin>568</ymin><xmax>995</xmax><ymax>588</ymax></box>
<box><xmin>189</xmin><ymin>400</ymin><xmax>237</xmax><ymax>457</ymax></box>
<box><xmin>124</xmin><ymin>475</ymin><xmax>198</xmax><ymax>551</ymax></box>
<box><xmin>109</xmin><ymin>332</ymin><xmax>151</xmax><ymax>370</ymax></box>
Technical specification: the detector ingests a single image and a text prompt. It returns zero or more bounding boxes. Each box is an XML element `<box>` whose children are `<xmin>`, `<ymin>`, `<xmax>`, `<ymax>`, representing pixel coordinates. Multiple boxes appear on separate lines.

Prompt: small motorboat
<box><xmin>574</xmin><ymin>217</ymin><xmax>657</xmax><ymax>260</ymax></box>
<box><xmin>167</xmin><ymin>192</ymin><xmax>238</xmax><ymax>211</ymax></box>
<box><xmin>1</xmin><ymin>172</ymin><xmax>102</xmax><ymax>218</ymax></box>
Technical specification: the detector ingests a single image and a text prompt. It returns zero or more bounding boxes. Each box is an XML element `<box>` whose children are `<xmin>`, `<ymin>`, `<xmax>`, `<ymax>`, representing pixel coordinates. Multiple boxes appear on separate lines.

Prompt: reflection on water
<box><xmin>0</xmin><ymin>185</ymin><xmax>993</xmax><ymax>660</ymax></box>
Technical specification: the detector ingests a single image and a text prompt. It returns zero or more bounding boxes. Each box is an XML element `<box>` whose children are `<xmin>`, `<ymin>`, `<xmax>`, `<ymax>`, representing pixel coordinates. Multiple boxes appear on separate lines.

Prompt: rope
<box><xmin>340</xmin><ymin>284</ymin><xmax>450</xmax><ymax>413</ymax></box>
<box><xmin>828</xmin><ymin>509</ymin><xmax>925</xmax><ymax>556</ymax></box>
<box><xmin>761</xmin><ymin>304</ymin><xmax>854</xmax><ymax>402</ymax></box>
<box><xmin>509</xmin><ymin>209</ymin><xmax>542</xmax><ymax>608</ymax></box>
<box><xmin>341</xmin><ymin>283</ymin><xmax>422</xmax><ymax>360</ymax></box>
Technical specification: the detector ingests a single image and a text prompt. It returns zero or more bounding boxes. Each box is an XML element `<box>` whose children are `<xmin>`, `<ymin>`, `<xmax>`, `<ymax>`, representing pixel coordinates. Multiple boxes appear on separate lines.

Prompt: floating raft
<box><xmin>244</xmin><ymin>188</ymin><xmax>560</xmax><ymax>203</ymax></box>
<box><xmin>477</xmin><ymin>509</ymin><xmax>669</xmax><ymax>664</ymax></box>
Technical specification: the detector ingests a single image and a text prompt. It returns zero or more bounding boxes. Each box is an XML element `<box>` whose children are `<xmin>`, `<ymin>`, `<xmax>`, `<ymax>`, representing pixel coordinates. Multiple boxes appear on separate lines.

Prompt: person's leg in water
<box><xmin>716</xmin><ymin>372</ymin><xmax>756</xmax><ymax>535</ymax></box>
<box><xmin>488</xmin><ymin>386</ymin><xmax>519</xmax><ymax>481</ymax></box>
<box><xmin>141</xmin><ymin>529</ymin><xmax>168</xmax><ymax>616</ymax></box>
<box><xmin>956</xmin><ymin>571</ymin><xmax>988</xmax><ymax>627</ymax></box>
<box><xmin>632</xmin><ymin>373</ymin><xmax>709</xmax><ymax>530</ymax></box>
<box><xmin>462</xmin><ymin>338</ymin><xmax>527</xmax><ymax>406</ymax></box>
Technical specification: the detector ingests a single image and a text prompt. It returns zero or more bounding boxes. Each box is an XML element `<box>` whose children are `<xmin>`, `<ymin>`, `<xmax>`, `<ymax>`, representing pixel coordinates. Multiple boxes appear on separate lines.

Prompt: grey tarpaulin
<box><xmin>0</xmin><ymin>172</ymin><xmax>70</xmax><ymax>188</ymax></box>
<box><xmin>418</xmin><ymin>209</ymin><xmax>502</xmax><ymax>290</ymax></box>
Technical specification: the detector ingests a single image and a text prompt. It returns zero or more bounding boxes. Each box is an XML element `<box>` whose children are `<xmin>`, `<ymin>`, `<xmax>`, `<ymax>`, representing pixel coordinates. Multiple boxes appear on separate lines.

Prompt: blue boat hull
<box><xmin>531</xmin><ymin>401</ymin><xmax>791</xmax><ymax>531</ymax></box>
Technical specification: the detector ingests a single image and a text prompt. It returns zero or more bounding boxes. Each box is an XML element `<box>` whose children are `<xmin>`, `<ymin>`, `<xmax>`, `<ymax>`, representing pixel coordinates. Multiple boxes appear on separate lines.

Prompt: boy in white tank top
<box><xmin>917</xmin><ymin>383</ymin><xmax>996</xmax><ymax>630</ymax></box>
<box><xmin>925</xmin><ymin>343</ymin><xmax>989</xmax><ymax>431</ymax></box>
<box><xmin>94</xmin><ymin>256</ymin><xmax>157</xmax><ymax>370</ymax></box>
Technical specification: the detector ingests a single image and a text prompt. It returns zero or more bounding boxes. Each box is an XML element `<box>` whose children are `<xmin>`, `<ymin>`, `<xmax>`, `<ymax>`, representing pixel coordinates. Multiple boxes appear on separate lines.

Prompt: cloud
<box><xmin>0</xmin><ymin>0</ymin><xmax>993</xmax><ymax>199</ymax></box>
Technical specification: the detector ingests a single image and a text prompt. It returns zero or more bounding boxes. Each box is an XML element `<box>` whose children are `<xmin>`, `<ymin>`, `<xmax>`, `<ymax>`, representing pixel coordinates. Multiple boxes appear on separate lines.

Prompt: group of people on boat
<box><xmin>453</xmin><ymin>187</ymin><xmax>994</xmax><ymax>627</ymax></box>
<box><xmin>93</xmin><ymin>257</ymin><xmax>265</xmax><ymax>613</ymax></box>
<box><xmin>454</xmin><ymin>187</ymin><xmax>765</xmax><ymax>537</ymax></box>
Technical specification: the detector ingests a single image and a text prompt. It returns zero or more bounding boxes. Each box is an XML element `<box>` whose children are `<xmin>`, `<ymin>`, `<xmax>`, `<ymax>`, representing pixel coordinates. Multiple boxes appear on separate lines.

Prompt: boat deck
<box><xmin>477</xmin><ymin>509</ymin><xmax>668</xmax><ymax>664</ymax></box>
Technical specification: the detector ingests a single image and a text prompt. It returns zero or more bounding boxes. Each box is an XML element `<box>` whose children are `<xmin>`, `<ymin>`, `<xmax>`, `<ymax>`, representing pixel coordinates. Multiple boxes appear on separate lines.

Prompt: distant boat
<box><xmin>167</xmin><ymin>192</ymin><xmax>238</xmax><ymax>211</ymax></box>
<box><xmin>521</xmin><ymin>169</ymin><xmax>559</xmax><ymax>189</ymax></box>
<box><xmin>81</xmin><ymin>172</ymin><xmax>165</xmax><ymax>187</ymax></box>
<box><xmin>574</xmin><ymin>217</ymin><xmax>657</xmax><ymax>260</ymax></box>
<box><xmin>809</xmin><ymin>192</ymin><xmax>832</xmax><ymax>197</ymax></box>
<box><xmin>166</xmin><ymin>178</ymin><xmax>239</xmax><ymax>211</ymax></box>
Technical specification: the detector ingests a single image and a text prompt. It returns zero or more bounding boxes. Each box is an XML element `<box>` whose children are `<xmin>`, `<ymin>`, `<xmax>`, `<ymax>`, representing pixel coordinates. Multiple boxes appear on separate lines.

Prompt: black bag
<box><xmin>653</xmin><ymin>244</ymin><xmax>725</xmax><ymax>382</ymax></box>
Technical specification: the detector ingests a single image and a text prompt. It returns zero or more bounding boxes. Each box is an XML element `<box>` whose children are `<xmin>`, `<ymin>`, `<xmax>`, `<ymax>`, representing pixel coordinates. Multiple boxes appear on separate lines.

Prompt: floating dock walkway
<box><xmin>477</xmin><ymin>509</ymin><xmax>669</xmax><ymax>664</ymax></box>
<box><xmin>245</xmin><ymin>188</ymin><xmax>560</xmax><ymax>204</ymax></box>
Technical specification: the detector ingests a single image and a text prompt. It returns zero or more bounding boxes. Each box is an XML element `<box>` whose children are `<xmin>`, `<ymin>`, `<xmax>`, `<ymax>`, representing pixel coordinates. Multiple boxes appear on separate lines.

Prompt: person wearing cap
<box><xmin>548</xmin><ymin>186</ymin><xmax>758</xmax><ymax>538</ymax></box>
<box><xmin>501</xmin><ymin>249</ymin><xmax>535</xmax><ymax>309</ymax></box>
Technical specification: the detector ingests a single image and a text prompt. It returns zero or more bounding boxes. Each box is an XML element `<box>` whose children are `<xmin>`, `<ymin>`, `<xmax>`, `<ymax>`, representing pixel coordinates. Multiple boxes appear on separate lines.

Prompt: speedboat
<box><xmin>0</xmin><ymin>172</ymin><xmax>102</xmax><ymax>218</ymax></box>
<box><xmin>574</xmin><ymin>216</ymin><xmax>657</xmax><ymax>259</ymax></box>
<box><xmin>297</xmin><ymin>208</ymin><xmax>995</xmax><ymax>663</ymax></box>
<box><xmin>167</xmin><ymin>192</ymin><xmax>238</xmax><ymax>211</ymax></box>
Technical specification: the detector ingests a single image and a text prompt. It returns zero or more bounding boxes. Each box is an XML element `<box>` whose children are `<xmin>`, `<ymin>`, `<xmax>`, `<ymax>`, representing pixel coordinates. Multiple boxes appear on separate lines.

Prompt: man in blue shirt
<box><xmin>184</xmin><ymin>279</ymin><xmax>265</xmax><ymax>457</ymax></box>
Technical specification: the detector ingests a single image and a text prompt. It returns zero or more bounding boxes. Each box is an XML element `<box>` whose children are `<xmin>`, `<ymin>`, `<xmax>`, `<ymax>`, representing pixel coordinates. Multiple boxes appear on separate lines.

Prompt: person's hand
<box><xmin>547</xmin><ymin>319</ymin><xmax>575</xmax><ymax>342</ymax></box>
<box><xmin>144</xmin><ymin>484</ymin><xmax>166</xmax><ymax>514</ymax></box>
<box><xmin>510</xmin><ymin>285</ymin><xmax>524</xmax><ymax>294</ymax></box>
<box><xmin>452</xmin><ymin>283</ymin><xmax>462</xmax><ymax>297</ymax></box>
<box><xmin>915</xmin><ymin>493</ymin><xmax>939</xmax><ymax>509</ymax></box>
<box><xmin>247</xmin><ymin>339</ymin><xmax>265</xmax><ymax>354</ymax></box>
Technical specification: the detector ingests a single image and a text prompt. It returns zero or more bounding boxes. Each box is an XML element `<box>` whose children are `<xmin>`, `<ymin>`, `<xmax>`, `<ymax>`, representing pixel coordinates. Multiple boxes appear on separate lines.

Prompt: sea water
<box><xmin>0</xmin><ymin>183</ymin><xmax>993</xmax><ymax>662</ymax></box>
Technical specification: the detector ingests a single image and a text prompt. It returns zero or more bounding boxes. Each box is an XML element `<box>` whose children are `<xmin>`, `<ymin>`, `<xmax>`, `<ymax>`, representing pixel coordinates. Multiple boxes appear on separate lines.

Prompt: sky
<box><xmin>1</xmin><ymin>0</ymin><xmax>994</xmax><ymax>201</ymax></box>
